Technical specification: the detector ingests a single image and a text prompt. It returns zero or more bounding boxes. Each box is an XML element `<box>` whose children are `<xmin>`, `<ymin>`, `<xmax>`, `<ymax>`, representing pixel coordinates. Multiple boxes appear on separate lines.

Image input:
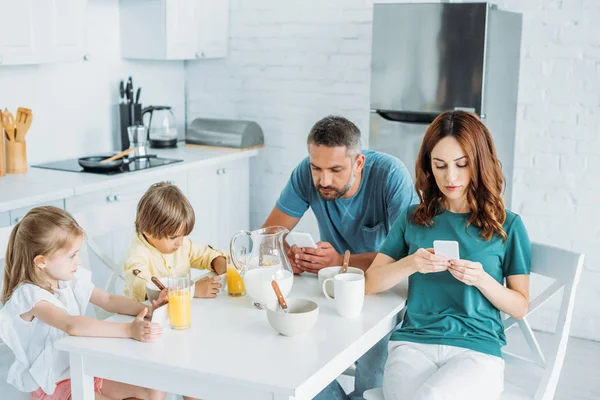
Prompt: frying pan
<box><xmin>78</xmin><ymin>155</ymin><xmax>124</xmax><ymax>172</ymax></box>
<box><xmin>78</xmin><ymin>153</ymin><xmax>158</xmax><ymax>172</ymax></box>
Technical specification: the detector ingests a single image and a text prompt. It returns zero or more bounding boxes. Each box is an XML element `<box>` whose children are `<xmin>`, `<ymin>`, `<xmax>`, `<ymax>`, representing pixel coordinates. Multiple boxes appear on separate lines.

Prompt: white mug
<box><xmin>322</xmin><ymin>273</ymin><xmax>365</xmax><ymax>318</ymax></box>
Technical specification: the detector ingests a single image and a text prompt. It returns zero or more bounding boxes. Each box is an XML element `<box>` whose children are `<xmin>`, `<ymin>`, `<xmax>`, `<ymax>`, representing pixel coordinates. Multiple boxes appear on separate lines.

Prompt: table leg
<box><xmin>69</xmin><ymin>353</ymin><xmax>95</xmax><ymax>400</ymax></box>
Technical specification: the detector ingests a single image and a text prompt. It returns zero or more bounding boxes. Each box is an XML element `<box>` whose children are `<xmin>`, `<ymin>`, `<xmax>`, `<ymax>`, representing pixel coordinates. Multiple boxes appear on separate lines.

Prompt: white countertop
<box><xmin>0</xmin><ymin>147</ymin><xmax>259</xmax><ymax>213</ymax></box>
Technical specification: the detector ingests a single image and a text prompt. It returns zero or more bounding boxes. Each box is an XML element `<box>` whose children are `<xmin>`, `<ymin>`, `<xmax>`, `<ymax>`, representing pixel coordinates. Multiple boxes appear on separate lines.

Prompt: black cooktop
<box><xmin>32</xmin><ymin>156</ymin><xmax>183</xmax><ymax>175</ymax></box>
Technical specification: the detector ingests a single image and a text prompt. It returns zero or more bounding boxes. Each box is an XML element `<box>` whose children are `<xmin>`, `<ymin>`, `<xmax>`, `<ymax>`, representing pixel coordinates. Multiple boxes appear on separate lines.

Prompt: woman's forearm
<box><xmin>365</xmin><ymin>255</ymin><xmax>415</xmax><ymax>295</ymax></box>
<box><xmin>477</xmin><ymin>275</ymin><xmax>529</xmax><ymax>319</ymax></box>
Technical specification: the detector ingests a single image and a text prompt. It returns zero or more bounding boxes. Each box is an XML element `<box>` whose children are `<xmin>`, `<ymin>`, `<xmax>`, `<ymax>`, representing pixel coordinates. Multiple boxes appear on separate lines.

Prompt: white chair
<box><xmin>364</xmin><ymin>242</ymin><xmax>585</xmax><ymax>400</ymax></box>
<box><xmin>73</xmin><ymin>201</ymin><xmax>138</xmax><ymax>320</ymax></box>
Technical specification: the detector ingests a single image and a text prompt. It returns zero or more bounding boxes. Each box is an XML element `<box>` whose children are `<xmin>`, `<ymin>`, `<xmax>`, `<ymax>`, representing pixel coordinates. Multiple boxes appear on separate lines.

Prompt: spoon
<box><xmin>271</xmin><ymin>280</ymin><xmax>288</xmax><ymax>313</ymax></box>
<box><xmin>340</xmin><ymin>250</ymin><xmax>351</xmax><ymax>274</ymax></box>
<box><xmin>132</xmin><ymin>269</ymin><xmax>166</xmax><ymax>291</ymax></box>
<box><xmin>101</xmin><ymin>147</ymin><xmax>135</xmax><ymax>163</ymax></box>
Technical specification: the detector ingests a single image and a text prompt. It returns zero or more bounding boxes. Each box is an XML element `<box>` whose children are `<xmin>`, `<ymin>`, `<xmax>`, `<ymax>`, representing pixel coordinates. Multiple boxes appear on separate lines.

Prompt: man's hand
<box><xmin>287</xmin><ymin>244</ymin><xmax>303</xmax><ymax>274</ymax></box>
<box><xmin>295</xmin><ymin>242</ymin><xmax>342</xmax><ymax>274</ymax></box>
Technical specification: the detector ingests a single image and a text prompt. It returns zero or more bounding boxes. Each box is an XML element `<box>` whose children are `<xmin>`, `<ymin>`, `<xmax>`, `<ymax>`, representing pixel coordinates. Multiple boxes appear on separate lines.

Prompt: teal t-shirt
<box><xmin>379</xmin><ymin>205</ymin><xmax>531</xmax><ymax>358</ymax></box>
<box><xmin>276</xmin><ymin>150</ymin><xmax>418</xmax><ymax>254</ymax></box>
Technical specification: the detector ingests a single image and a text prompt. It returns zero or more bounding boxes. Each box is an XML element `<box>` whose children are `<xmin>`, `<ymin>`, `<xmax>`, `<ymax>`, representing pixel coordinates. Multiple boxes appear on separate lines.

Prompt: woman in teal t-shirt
<box><xmin>365</xmin><ymin>110</ymin><xmax>531</xmax><ymax>400</ymax></box>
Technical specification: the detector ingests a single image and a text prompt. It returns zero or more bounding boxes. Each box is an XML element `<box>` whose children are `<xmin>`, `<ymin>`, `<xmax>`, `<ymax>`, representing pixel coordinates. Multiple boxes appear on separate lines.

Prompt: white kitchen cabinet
<box><xmin>119</xmin><ymin>0</ymin><xmax>229</xmax><ymax>60</ymax></box>
<box><xmin>0</xmin><ymin>0</ymin><xmax>39</xmax><ymax>65</ymax></box>
<box><xmin>8</xmin><ymin>199</ymin><xmax>65</xmax><ymax>225</ymax></box>
<box><xmin>0</xmin><ymin>0</ymin><xmax>86</xmax><ymax>66</ymax></box>
<box><xmin>44</xmin><ymin>0</ymin><xmax>88</xmax><ymax>63</ymax></box>
<box><xmin>187</xmin><ymin>158</ymin><xmax>250</xmax><ymax>252</ymax></box>
<box><xmin>0</xmin><ymin>212</ymin><xmax>10</xmax><ymax>228</ymax></box>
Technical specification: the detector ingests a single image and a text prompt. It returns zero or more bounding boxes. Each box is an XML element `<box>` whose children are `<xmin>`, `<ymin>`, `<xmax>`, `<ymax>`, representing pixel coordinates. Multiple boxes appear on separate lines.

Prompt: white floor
<box><xmin>337</xmin><ymin>331</ymin><xmax>600</xmax><ymax>400</ymax></box>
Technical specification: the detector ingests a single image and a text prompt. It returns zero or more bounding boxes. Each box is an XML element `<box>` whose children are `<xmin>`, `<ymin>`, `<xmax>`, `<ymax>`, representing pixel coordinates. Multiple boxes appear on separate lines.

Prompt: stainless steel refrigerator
<box><xmin>369</xmin><ymin>2</ymin><xmax>522</xmax><ymax>208</ymax></box>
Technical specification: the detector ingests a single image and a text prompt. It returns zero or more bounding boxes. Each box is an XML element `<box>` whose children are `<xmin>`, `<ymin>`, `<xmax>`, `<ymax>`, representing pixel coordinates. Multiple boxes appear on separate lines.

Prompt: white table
<box><xmin>56</xmin><ymin>274</ymin><xmax>408</xmax><ymax>400</ymax></box>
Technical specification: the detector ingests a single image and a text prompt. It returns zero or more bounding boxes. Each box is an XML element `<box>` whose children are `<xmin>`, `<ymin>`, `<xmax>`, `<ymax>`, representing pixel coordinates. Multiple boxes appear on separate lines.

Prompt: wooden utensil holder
<box><xmin>6</xmin><ymin>141</ymin><xmax>27</xmax><ymax>174</ymax></box>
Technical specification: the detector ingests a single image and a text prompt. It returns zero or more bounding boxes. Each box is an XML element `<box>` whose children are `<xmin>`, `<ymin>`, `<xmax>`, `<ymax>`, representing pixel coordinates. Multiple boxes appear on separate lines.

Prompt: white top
<box><xmin>0</xmin><ymin>268</ymin><xmax>94</xmax><ymax>395</ymax></box>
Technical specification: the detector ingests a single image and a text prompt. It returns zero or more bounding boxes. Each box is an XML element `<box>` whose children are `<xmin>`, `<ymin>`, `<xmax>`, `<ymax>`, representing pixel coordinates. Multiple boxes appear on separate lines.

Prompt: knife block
<box><xmin>6</xmin><ymin>141</ymin><xmax>27</xmax><ymax>174</ymax></box>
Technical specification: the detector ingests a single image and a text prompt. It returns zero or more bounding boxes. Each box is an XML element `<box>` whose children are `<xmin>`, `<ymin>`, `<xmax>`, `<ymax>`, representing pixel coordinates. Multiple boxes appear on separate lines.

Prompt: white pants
<box><xmin>382</xmin><ymin>341</ymin><xmax>504</xmax><ymax>400</ymax></box>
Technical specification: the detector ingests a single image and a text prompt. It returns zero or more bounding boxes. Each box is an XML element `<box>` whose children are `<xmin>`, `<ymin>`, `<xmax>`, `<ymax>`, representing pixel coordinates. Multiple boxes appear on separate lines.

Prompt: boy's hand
<box><xmin>130</xmin><ymin>308</ymin><xmax>163</xmax><ymax>342</ymax></box>
<box><xmin>211</xmin><ymin>256</ymin><xmax>227</xmax><ymax>275</ymax></box>
<box><xmin>195</xmin><ymin>275</ymin><xmax>222</xmax><ymax>298</ymax></box>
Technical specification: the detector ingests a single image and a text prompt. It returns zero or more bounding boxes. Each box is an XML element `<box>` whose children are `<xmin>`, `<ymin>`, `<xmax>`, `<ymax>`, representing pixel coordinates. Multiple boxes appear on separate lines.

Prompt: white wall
<box><xmin>0</xmin><ymin>0</ymin><xmax>186</xmax><ymax>165</ymax></box>
<box><xmin>186</xmin><ymin>0</ymin><xmax>600</xmax><ymax>341</ymax></box>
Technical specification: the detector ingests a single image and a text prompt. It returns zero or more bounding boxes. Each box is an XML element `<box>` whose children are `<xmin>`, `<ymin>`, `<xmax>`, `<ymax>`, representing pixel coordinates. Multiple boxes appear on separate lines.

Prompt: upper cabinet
<box><xmin>0</xmin><ymin>0</ymin><xmax>87</xmax><ymax>66</ymax></box>
<box><xmin>119</xmin><ymin>0</ymin><xmax>229</xmax><ymax>60</ymax></box>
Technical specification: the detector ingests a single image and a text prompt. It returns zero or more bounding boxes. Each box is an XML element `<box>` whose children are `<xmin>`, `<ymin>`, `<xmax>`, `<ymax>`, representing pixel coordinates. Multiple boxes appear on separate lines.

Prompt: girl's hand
<box><xmin>149</xmin><ymin>289</ymin><xmax>168</xmax><ymax>318</ymax></box>
<box><xmin>448</xmin><ymin>259</ymin><xmax>488</xmax><ymax>287</ymax></box>
<box><xmin>410</xmin><ymin>248</ymin><xmax>450</xmax><ymax>274</ymax></box>
<box><xmin>130</xmin><ymin>308</ymin><xmax>163</xmax><ymax>342</ymax></box>
<box><xmin>195</xmin><ymin>275</ymin><xmax>222</xmax><ymax>298</ymax></box>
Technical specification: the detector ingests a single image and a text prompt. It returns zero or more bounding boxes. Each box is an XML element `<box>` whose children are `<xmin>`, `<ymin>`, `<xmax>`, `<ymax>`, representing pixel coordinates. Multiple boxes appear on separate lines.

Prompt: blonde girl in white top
<box><xmin>0</xmin><ymin>206</ymin><xmax>167</xmax><ymax>400</ymax></box>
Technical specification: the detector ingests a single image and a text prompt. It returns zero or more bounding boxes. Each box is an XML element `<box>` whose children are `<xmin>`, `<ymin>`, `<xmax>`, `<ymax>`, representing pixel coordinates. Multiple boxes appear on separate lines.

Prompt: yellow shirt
<box><xmin>123</xmin><ymin>233</ymin><xmax>225</xmax><ymax>301</ymax></box>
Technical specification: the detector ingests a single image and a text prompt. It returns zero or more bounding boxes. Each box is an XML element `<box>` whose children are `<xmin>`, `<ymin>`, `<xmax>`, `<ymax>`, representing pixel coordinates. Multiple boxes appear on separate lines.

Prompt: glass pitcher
<box><xmin>230</xmin><ymin>226</ymin><xmax>294</xmax><ymax>309</ymax></box>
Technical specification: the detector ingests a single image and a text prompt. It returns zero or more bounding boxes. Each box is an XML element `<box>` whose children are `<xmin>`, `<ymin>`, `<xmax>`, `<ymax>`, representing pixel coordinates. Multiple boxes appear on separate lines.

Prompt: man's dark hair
<box><xmin>307</xmin><ymin>115</ymin><xmax>361</xmax><ymax>156</ymax></box>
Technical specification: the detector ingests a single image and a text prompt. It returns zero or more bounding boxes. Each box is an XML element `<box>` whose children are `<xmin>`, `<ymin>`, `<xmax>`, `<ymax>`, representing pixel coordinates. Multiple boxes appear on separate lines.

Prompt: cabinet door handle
<box><xmin>106</xmin><ymin>195</ymin><xmax>113</xmax><ymax>203</ymax></box>
<box><xmin>13</xmin><ymin>216</ymin><xmax>22</xmax><ymax>224</ymax></box>
<box><xmin>222</xmin><ymin>168</ymin><xmax>227</xmax><ymax>174</ymax></box>
<box><xmin>113</xmin><ymin>195</ymin><xmax>120</xmax><ymax>202</ymax></box>
<box><xmin>216</xmin><ymin>169</ymin><xmax>221</xmax><ymax>175</ymax></box>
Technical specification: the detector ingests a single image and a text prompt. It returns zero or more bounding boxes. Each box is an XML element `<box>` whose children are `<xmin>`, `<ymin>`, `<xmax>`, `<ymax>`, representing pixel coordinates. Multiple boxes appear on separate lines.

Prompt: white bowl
<box><xmin>145</xmin><ymin>269</ymin><xmax>208</xmax><ymax>302</ymax></box>
<box><xmin>318</xmin><ymin>266</ymin><xmax>364</xmax><ymax>298</ymax></box>
<box><xmin>266</xmin><ymin>298</ymin><xmax>319</xmax><ymax>337</ymax></box>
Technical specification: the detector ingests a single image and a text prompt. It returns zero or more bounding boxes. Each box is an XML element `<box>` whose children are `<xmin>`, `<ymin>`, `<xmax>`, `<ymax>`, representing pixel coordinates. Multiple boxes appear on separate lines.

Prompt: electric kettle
<box><xmin>142</xmin><ymin>105</ymin><xmax>178</xmax><ymax>148</ymax></box>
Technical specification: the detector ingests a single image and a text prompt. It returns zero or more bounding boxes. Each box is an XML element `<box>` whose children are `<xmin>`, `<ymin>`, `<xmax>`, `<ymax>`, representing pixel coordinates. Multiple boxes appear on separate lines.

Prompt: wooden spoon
<box><xmin>101</xmin><ymin>147</ymin><xmax>135</xmax><ymax>163</ymax></box>
<box><xmin>2</xmin><ymin>109</ymin><xmax>15</xmax><ymax>141</ymax></box>
<box><xmin>340</xmin><ymin>250</ymin><xmax>351</xmax><ymax>274</ymax></box>
<box><xmin>0</xmin><ymin>115</ymin><xmax>5</xmax><ymax>177</ymax></box>
<box><xmin>132</xmin><ymin>268</ymin><xmax>166</xmax><ymax>291</ymax></box>
<box><xmin>15</xmin><ymin>107</ymin><xmax>32</xmax><ymax>142</ymax></box>
<box><xmin>271</xmin><ymin>280</ymin><xmax>288</xmax><ymax>313</ymax></box>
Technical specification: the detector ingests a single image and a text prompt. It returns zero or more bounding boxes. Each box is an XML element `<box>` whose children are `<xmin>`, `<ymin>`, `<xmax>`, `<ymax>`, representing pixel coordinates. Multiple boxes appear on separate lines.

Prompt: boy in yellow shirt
<box><xmin>123</xmin><ymin>182</ymin><xmax>227</xmax><ymax>302</ymax></box>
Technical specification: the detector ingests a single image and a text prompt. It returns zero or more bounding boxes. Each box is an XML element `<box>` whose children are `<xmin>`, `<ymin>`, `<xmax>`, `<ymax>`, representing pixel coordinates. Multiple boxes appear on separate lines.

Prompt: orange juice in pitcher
<box><xmin>227</xmin><ymin>265</ymin><xmax>246</xmax><ymax>297</ymax></box>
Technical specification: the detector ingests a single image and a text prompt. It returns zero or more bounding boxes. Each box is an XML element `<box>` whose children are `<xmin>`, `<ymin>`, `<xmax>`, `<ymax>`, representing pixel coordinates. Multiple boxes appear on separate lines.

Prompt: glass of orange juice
<box><xmin>168</xmin><ymin>271</ymin><xmax>191</xmax><ymax>330</ymax></box>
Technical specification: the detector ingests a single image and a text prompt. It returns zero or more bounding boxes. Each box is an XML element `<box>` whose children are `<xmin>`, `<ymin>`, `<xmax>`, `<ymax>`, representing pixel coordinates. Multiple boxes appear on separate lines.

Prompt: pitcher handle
<box><xmin>230</xmin><ymin>230</ymin><xmax>252</xmax><ymax>274</ymax></box>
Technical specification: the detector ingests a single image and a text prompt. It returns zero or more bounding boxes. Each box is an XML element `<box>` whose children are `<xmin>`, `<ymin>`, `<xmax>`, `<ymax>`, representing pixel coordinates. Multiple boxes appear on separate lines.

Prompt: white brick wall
<box><xmin>185</xmin><ymin>0</ymin><xmax>600</xmax><ymax>341</ymax></box>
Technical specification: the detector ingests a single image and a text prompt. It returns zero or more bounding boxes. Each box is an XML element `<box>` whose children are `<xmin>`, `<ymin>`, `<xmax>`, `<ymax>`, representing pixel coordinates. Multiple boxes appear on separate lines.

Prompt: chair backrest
<box><xmin>502</xmin><ymin>242</ymin><xmax>585</xmax><ymax>400</ymax></box>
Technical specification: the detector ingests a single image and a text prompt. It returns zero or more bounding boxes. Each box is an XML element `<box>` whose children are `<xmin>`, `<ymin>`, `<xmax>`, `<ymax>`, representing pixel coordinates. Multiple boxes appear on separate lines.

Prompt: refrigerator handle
<box><xmin>371</xmin><ymin>109</ymin><xmax>438</xmax><ymax>125</ymax></box>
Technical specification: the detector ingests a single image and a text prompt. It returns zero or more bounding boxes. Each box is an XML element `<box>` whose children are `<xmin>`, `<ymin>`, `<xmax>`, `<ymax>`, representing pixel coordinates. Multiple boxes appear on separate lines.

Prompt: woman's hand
<box><xmin>448</xmin><ymin>259</ymin><xmax>489</xmax><ymax>287</ymax></box>
<box><xmin>410</xmin><ymin>248</ymin><xmax>450</xmax><ymax>274</ymax></box>
<box><xmin>129</xmin><ymin>308</ymin><xmax>163</xmax><ymax>342</ymax></box>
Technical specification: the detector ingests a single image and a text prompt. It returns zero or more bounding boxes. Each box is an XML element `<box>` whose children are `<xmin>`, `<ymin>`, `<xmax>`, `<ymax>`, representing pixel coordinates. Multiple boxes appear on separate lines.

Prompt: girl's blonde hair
<box><xmin>2</xmin><ymin>206</ymin><xmax>84</xmax><ymax>304</ymax></box>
